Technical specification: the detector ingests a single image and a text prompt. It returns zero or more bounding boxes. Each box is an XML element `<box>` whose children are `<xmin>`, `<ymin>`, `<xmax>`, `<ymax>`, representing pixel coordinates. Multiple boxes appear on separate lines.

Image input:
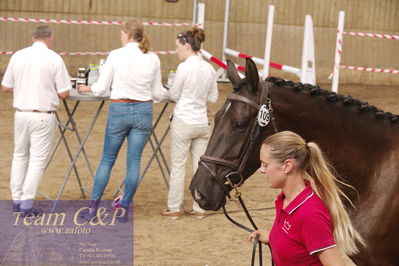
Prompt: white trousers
<box><xmin>10</xmin><ymin>111</ymin><xmax>57</xmax><ymax>207</ymax></box>
<box><xmin>167</xmin><ymin>116</ymin><xmax>210</xmax><ymax>213</ymax></box>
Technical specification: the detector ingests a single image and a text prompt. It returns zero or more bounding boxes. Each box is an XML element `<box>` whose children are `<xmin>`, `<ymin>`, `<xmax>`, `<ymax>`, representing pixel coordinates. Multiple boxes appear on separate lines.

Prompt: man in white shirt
<box><xmin>2</xmin><ymin>26</ymin><xmax>71</xmax><ymax>214</ymax></box>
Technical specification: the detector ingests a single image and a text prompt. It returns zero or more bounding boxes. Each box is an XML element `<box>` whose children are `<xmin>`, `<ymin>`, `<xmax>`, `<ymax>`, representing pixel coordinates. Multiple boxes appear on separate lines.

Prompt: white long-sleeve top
<box><xmin>166</xmin><ymin>55</ymin><xmax>218</xmax><ymax>125</ymax></box>
<box><xmin>1</xmin><ymin>42</ymin><xmax>71</xmax><ymax>111</ymax></box>
<box><xmin>91</xmin><ymin>42</ymin><xmax>163</xmax><ymax>101</ymax></box>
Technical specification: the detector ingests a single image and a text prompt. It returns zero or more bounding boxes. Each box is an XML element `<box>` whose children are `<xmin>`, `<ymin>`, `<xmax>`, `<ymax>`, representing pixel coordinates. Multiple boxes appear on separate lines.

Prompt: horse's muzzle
<box><xmin>190</xmin><ymin>187</ymin><xmax>226</xmax><ymax>211</ymax></box>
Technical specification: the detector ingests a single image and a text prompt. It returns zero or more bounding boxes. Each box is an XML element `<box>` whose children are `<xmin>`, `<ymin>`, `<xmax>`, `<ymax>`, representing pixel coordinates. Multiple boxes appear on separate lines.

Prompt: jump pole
<box><xmin>224</xmin><ymin>48</ymin><xmax>301</xmax><ymax>76</ymax></box>
<box><xmin>193</xmin><ymin>1</ymin><xmax>205</xmax><ymax>29</ymax></box>
<box><xmin>330</xmin><ymin>11</ymin><xmax>399</xmax><ymax>92</ymax></box>
<box><xmin>192</xmin><ymin>0</ymin><xmax>198</xmax><ymax>25</ymax></box>
<box><xmin>262</xmin><ymin>5</ymin><xmax>274</xmax><ymax>78</ymax></box>
<box><xmin>221</xmin><ymin>0</ymin><xmax>231</xmax><ymax>64</ymax></box>
<box><xmin>331</xmin><ymin>11</ymin><xmax>345</xmax><ymax>93</ymax></box>
<box><xmin>222</xmin><ymin>4</ymin><xmax>316</xmax><ymax>84</ymax></box>
<box><xmin>200</xmin><ymin>49</ymin><xmax>245</xmax><ymax>78</ymax></box>
<box><xmin>214</xmin><ymin>0</ymin><xmax>232</xmax><ymax>82</ymax></box>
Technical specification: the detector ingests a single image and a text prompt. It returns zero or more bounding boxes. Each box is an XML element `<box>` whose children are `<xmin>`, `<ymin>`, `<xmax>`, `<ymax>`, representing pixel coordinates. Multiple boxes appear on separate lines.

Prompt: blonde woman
<box><xmin>249</xmin><ymin>131</ymin><xmax>364</xmax><ymax>265</ymax></box>
<box><xmin>78</xmin><ymin>19</ymin><xmax>163</xmax><ymax>223</ymax></box>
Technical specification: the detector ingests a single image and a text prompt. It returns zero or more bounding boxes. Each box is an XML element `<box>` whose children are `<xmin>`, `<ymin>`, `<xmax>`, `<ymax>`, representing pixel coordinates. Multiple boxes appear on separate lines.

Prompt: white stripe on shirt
<box><xmin>309</xmin><ymin>244</ymin><xmax>337</xmax><ymax>255</ymax></box>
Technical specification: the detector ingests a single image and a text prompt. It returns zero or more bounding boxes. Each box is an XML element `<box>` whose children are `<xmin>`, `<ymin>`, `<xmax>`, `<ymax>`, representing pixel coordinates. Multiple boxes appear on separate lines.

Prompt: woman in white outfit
<box><xmin>160</xmin><ymin>28</ymin><xmax>218</xmax><ymax>219</ymax></box>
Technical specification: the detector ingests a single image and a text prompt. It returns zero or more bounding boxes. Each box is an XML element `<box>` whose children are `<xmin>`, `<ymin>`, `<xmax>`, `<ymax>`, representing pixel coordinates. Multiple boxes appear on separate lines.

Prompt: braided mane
<box><xmin>266</xmin><ymin>77</ymin><xmax>399</xmax><ymax>124</ymax></box>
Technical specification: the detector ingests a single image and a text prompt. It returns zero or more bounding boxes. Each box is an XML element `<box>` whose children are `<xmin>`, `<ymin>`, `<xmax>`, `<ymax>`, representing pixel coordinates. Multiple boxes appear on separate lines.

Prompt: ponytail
<box><xmin>307</xmin><ymin>143</ymin><xmax>365</xmax><ymax>255</ymax></box>
<box><xmin>122</xmin><ymin>19</ymin><xmax>150</xmax><ymax>53</ymax></box>
<box><xmin>139</xmin><ymin>35</ymin><xmax>150</xmax><ymax>53</ymax></box>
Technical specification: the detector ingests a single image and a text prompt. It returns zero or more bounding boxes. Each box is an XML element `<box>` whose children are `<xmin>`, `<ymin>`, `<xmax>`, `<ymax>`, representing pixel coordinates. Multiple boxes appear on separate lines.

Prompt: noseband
<box><xmin>199</xmin><ymin>80</ymin><xmax>278</xmax><ymax>198</ymax></box>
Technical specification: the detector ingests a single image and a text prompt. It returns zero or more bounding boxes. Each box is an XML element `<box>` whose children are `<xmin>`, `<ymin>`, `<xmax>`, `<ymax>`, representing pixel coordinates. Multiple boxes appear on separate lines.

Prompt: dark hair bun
<box><xmin>192</xmin><ymin>27</ymin><xmax>205</xmax><ymax>43</ymax></box>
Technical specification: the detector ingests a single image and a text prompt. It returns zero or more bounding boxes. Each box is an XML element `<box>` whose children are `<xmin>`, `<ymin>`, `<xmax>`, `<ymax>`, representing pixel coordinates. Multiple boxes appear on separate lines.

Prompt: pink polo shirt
<box><xmin>269</xmin><ymin>182</ymin><xmax>336</xmax><ymax>265</ymax></box>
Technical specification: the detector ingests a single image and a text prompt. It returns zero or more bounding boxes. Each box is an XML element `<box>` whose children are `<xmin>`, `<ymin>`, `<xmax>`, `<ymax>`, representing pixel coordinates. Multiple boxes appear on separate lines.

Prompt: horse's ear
<box><xmin>245</xmin><ymin>58</ymin><xmax>259</xmax><ymax>92</ymax></box>
<box><xmin>226</xmin><ymin>59</ymin><xmax>240</xmax><ymax>87</ymax></box>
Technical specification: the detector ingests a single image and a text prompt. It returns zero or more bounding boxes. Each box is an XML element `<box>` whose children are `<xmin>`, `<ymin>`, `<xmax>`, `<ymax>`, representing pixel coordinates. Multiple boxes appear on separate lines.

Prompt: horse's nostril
<box><xmin>194</xmin><ymin>189</ymin><xmax>203</xmax><ymax>201</ymax></box>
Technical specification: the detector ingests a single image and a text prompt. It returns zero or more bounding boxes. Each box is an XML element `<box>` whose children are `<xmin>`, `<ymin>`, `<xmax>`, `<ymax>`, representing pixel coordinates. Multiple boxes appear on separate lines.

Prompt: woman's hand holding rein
<box><xmin>248</xmin><ymin>229</ymin><xmax>270</xmax><ymax>244</ymax></box>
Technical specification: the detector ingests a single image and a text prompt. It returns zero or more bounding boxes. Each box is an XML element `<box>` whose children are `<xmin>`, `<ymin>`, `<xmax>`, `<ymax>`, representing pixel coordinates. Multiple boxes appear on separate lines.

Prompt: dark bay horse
<box><xmin>189</xmin><ymin>58</ymin><xmax>399</xmax><ymax>265</ymax></box>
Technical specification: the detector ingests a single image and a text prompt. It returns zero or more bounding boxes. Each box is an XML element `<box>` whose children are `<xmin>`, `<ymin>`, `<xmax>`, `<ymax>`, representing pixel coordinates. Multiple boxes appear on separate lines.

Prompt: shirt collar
<box><xmin>277</xmin><ymin>181</ymin><xmax>315</xmax><ymax>215</ymax></box>
<box><xmin>125</xmin><ymin>42</ymin><xmax>140</xmax><ymax>49</ymax></box>
<box><xmin>32</xmin><ymin>41</ymin><xmax>48</xmax><ymax>49</ymax></box>
<box><xmin>185</xmin><ymin>54</ymin><xmax>202</xmax><ymax>63</ymax></box>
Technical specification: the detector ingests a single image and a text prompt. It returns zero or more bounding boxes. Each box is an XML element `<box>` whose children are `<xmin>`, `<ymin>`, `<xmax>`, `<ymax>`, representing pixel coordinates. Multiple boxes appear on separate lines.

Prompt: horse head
<box><xmin>190</xmin><ymin>58</ymin><xmax>275</xmax><ymax>210</ymax></box>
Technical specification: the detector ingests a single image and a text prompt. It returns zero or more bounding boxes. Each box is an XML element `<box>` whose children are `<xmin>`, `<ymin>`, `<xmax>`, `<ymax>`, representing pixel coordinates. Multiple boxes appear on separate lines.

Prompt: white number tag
<box><xmin>258</xmin><ymin>105</ymin><xmax>270</xmax><ymax>127</ymax></box>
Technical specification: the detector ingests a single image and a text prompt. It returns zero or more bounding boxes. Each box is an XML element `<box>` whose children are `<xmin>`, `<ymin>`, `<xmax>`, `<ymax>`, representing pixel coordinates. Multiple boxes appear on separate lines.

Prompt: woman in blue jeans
<box><xmin>78</xmin><ymin>19</ymin><xmax>163</xmax><ymax>222</ymax></box>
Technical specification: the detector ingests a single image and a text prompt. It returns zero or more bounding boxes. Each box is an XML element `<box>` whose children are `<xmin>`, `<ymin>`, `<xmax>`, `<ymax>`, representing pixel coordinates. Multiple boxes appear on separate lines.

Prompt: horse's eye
<box><xmin>233</xmin><ymin>121</ymin><xmax>248</xmax><ymax>129</ymax></box>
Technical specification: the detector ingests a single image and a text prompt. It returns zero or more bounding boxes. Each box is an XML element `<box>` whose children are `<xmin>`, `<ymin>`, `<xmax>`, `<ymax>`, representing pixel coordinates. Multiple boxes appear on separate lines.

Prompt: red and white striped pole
<box><xmin>0</xmin><ymin>51</ymin><xmax>14</xmax><ymax>55</ymax></box>
<box><xmin>331</xmin><ymin>11</ymin><xmax>345</xmax><ymax>93</ymax></box>
<box><xmin>224</xmin><ymin>48</ymin><xmax>301</xmax><ymax>76</ymax></box>
<box><xmin>1</xmin><ymin>50</ymin><xmax>175</xmax><ymax>56</ymax></box>
<box><xmin>200</xmin><ymin>49</ymin><xmax>245</xmax><ymax>72</ymax></box>
<box><xmin>0</xmin><ymin>16</ymin><xmax>203</xmax><ymax>27</ymax></box>
<box><xmin>340</xmin><ymin>65</ymin><xmax>399</xmax><ymax>74</ymax></box>
<box><xmin>343</xmin><ymin>31</ymin><xmax>399</xmax><ymax>40</ymax></box>
<box><xmin>200</xmin><ymin>50</ymin><xmax>226</xmax><ymax>69</ymax></box>
<box><xmin>200</xmin><ymin>49</ymin><xmax>246</xmax><ymax>79</ymax></box>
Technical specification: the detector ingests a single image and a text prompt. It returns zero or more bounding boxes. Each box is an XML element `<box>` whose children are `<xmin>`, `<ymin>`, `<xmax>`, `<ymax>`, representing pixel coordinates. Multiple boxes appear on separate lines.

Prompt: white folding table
<box><xmin>40</xmin><ymin>89</ymin><xmax>172</xmax><ymax>211</ymax></box>
<box><xmin>39</xmin><ymin>90</ymin><xmax>109</xmax><ymax>211</ymax></box>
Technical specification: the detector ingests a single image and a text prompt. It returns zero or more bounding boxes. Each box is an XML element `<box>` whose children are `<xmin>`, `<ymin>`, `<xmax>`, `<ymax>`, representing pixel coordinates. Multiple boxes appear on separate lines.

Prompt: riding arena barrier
<box><xmin>330</xmin><ymin>11</ymin><xmax>399</xmax><ymax>93</ymax></box>
<box><xmin>0</xmin><ymin>1</ymin><xmax>205</xmax><ymax>66</ymax></box>
<box><xmin>218</xmin><ymin>1</ymin><xmax>316</xmax><ymax>85</ymax></box>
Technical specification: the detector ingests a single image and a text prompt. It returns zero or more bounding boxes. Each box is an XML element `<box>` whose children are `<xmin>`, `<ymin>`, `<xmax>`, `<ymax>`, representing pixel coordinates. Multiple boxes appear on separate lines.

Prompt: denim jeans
<box><xmin>91</xmin><ymin>102</ymin><xmax>153</xmax><ymax>207</ymax></box>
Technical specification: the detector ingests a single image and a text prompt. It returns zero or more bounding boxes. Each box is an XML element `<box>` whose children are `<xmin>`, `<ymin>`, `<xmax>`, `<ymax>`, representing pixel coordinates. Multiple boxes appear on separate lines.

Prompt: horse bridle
<box><xmin>199</xmin><ymin>80</ymin><xmax>278</xmax><ymax>198</ymax></box>
<box><xmin>198</xmin><ymin>80</ymin><xmax>278</xmax><ymax>266</ymax></box>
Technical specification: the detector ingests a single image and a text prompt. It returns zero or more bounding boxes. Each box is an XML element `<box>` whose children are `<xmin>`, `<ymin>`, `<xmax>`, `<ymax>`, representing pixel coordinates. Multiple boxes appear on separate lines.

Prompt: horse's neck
<box><xmin>271</xmin><ymin>87</ymin><xmax>394</xmax><ymax>144</ymax></box>
<box><xmin>268</xmin><ymin>87</ymin><xmax>397</xmax><ymax>190</ymax></box>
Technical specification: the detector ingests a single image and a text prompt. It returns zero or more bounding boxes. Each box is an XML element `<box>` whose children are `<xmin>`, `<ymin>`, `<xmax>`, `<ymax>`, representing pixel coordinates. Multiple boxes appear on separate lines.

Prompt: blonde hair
<box><xmin>121</xmin><ymin>19</ymin><xmax>150</xmax><ymax>53</ymax></box>
<box><xmin>263</xmin><ymin>131</ymin><xmax>365</xmax><ymax>255</ymax></box>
